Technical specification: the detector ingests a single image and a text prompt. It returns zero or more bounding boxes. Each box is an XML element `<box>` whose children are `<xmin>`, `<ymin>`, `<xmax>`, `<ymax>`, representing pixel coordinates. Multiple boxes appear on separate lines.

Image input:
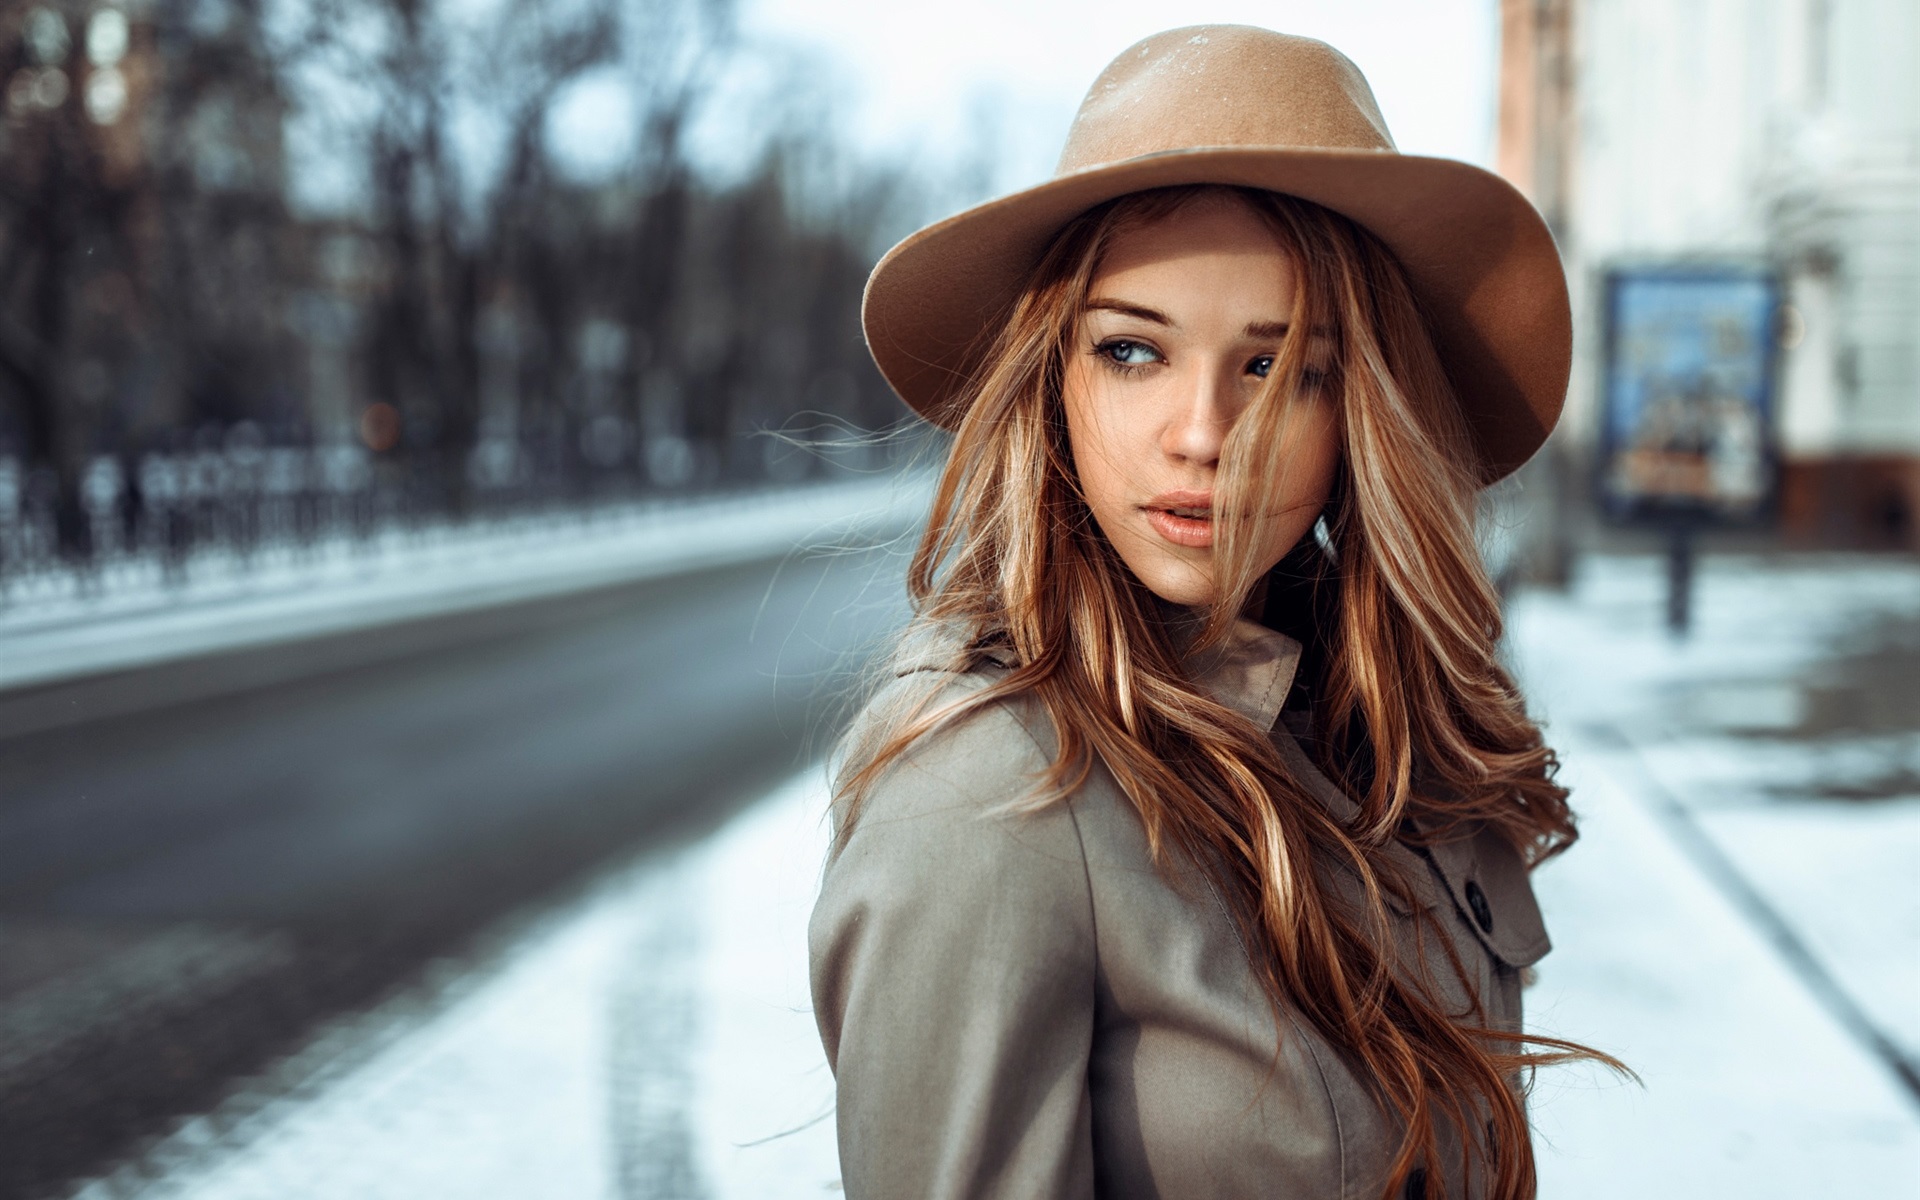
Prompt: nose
<box><xmin>1161</xmin><ymin>365</ymin><xmax>1235</xmax><ymax>466</ymax></box>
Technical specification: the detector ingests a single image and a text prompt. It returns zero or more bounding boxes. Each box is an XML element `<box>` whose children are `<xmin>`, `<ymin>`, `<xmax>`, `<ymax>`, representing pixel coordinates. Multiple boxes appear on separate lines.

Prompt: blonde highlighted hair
<box><xmin>837</xmin><ymin>186</ymin><xmax>1616</xmax><ymax>1200</ymax></box>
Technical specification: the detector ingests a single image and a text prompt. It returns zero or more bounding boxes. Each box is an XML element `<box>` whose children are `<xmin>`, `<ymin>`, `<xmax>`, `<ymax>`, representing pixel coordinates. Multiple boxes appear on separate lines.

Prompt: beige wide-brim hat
<box><xmin>861</xmin><ymin>25</ymin><xmax>1570</xmax><ymax>485</ymax></box>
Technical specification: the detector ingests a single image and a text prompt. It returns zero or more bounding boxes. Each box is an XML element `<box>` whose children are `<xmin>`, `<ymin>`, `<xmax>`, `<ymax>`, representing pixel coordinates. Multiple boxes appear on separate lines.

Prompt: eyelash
<box><xmin>1091</xmin><ymin>338</ymin><xmax>1160</xmax><ymax>376</ymax></box>
<box><xmin>1090</xmin><ymin>338</ymin><xmax>1325</xmax><ymax>387</ymax></box>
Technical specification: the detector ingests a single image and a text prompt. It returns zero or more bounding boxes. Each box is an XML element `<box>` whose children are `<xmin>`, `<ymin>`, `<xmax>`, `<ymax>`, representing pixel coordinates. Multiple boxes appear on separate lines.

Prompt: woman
<box><xmin>810</xmin><ymin>26</ymin><xmax>1612</xmax><ymax>1200</ymax></box>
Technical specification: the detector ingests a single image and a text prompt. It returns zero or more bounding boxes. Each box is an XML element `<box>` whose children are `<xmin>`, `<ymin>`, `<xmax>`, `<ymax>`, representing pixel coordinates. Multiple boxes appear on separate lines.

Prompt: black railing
<box><xmin>0</xmin><ymin>428</ymin><xmax>910</xmax><ymax>606</ymax></box>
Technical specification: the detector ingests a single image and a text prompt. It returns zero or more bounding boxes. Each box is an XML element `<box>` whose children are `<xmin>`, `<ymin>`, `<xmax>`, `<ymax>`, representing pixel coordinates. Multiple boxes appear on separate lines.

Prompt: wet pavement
<box><xmin>0</xmin><ymin>545</ymin><xmax>907</xmax><ymax>1199</ymax></box>
<box><xmin>64</xmin><ymin>774</ymin><xmax>840</xmax><ymax>1200</ymax></box>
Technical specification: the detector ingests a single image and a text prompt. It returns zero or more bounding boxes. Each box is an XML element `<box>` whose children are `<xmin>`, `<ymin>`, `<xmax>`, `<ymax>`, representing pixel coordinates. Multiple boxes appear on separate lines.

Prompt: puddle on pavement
<box><xmin>1677</xmin><ymin>612</ymin><xmax>1920</xmax><ymax>737</ymax></box>
<box><xmin>1670</xmin><ymin>612</ymin><xmax>1920</xmax><ymax>801</ymax></box>
<box><xmin>1791</xmin><ymin>767</ymin><xmax>1920</xmax><ymax>802</ymax></box>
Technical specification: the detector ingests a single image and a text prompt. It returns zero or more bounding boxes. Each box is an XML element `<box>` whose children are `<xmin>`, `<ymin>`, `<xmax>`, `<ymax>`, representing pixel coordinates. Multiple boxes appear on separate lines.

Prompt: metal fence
<box><xmin>0</xmin><ymin>427</ymin><xmax>913</xmax><ymax>607</ymax></box>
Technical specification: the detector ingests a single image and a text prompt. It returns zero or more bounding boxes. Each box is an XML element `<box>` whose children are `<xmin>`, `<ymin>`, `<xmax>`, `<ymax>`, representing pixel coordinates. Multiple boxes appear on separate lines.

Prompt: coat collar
<box><xmin>946</xmin><ymin>611</ymin><xmax>1302</xmax><ymax>735</ymax></box>
<box><xmin>1179</xmin><ymin>617</ymin><xmax>1302</xmax><ymax>733</ymax></box>
<box><xmin>905</xmin><ymin>613</ymin><xmax>1515</xmax><ymax>932</ymax></box>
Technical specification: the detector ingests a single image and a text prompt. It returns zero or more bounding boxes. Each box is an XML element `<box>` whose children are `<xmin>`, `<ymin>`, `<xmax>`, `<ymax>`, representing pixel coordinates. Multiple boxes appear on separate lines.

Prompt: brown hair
<box><xmin>836</xmin><ymin>185</ymin><xmax>1617</xmax><ymax>1200</ymax></box>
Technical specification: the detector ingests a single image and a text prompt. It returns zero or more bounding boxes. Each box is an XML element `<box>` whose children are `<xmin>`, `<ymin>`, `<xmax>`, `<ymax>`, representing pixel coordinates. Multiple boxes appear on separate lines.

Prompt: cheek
<box><xmin>1259</xmin><ymin>401</ymin><xmax>1342</xmax><ymax>558</ymax></box>
<box><xmin>1283</xmin><ymin>391</ymin><xmax>1341</xmax><ymax>481</ymax></box>
<box><xmin>1061</xmin><ymin>364</ymin><xmax>1126</xmax><ymax>511</ymax></box>
<box><xmin>1300</xmin><ymin>403</ymin><xmax>1342</xmax><ymax>503</ymax></box>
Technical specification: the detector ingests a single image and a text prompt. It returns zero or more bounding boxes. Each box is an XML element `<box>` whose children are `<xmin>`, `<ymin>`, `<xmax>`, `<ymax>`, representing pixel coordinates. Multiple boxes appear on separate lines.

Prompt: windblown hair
<box><xmin>835</xmin><ymin>186</ymin><xmax>1614</xmax><ymax>1200</ymax></box>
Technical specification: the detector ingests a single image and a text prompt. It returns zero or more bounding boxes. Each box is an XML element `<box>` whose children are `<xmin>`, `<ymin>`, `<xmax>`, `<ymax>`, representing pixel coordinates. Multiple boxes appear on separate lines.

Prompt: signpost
<box><xmin>1597</xmin><ymin>265</ymin><xmax>1782</xmax><ymax>634</ymax></box>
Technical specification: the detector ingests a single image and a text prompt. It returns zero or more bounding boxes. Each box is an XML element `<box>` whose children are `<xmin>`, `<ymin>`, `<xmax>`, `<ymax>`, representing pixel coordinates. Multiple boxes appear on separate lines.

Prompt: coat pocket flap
<box><xmin>1422</xmin><ymin>826</ymin><xmax>1551</xmax><ymax>969</ymax></box>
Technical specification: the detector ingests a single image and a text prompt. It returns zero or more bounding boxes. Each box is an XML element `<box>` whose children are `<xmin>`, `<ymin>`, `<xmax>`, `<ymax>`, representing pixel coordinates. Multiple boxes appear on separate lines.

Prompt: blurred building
<box><xmin>2</xmin><ymin>0</ymin><xmax>300</xmax><ymax>452</ymax></box>
<box><xmin>1500</xmin><ymin>0</ymin><xmax>1920</xmax><ymax>551</ymax></box>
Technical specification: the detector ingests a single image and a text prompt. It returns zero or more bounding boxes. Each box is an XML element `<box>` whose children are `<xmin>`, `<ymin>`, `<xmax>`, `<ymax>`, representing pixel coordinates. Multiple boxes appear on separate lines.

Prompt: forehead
<box><xmin>1088</xmin><ymin>197</ymin><xmax>1297</xmax><ymax>309</ymax></box>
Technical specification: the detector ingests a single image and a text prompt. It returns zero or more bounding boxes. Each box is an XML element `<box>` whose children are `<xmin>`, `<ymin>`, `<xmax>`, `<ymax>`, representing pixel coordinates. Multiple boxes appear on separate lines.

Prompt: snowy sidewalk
<box><xmin>0</xmin><ymin>475</ymin><xmax>928</xmax><ymax>694</ymax></box>
<box><xmin>1510</xmin><ymin>552</ymin><xmax>1920</xmax><ymax>1194</ymax></box>
<box><xmin>68</xmin><ymin>770</ymin><xmax>843</xmax><ymax>1200</ymax></box>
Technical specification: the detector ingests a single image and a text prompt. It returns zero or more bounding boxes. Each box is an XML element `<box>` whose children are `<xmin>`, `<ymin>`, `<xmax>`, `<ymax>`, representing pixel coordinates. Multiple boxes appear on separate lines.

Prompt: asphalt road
<box><xmin>0</xmin><ymin>545</ymin><xmax>908</xmax><ymax>1199</ymax></box>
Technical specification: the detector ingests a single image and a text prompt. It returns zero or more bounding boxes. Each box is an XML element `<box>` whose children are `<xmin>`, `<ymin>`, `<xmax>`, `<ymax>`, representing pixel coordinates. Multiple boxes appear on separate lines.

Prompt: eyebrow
<box><xmin>1085</xmin><ymin>298</ymin><xmax>1296</xmax><ymax>341</ymax></box>
<box><xmin>1086</xmin><ymin>299</ymin><xmax>1178</xmax><ymax>328</ymax></box>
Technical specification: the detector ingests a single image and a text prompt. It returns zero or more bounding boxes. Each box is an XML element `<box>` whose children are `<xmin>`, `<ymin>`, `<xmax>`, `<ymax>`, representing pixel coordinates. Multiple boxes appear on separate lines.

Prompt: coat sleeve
<box><xmin>809</xmin><ymin>680</ymin><xmax>1097</xmax><ymax>1200</ymax></box>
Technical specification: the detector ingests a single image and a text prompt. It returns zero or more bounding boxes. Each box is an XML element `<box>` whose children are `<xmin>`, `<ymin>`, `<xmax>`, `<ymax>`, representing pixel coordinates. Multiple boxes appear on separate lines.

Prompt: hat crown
<box><xmin>1058</xmin><ymin>26</ymin><xmax>1397</xmax><ymax>176</ymax></box>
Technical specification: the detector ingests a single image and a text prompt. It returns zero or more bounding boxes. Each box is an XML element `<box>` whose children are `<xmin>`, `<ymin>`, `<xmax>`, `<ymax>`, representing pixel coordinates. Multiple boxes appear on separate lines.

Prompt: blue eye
<box><xmin>1248</xmin><ymin>355</ymin><xmax>1275</xmax><ymax>379</ymax></box>
<box><xmin>1095</xmin><ymin>338</ymin><xmax>1161</xmax><ymax>370</ymax></box>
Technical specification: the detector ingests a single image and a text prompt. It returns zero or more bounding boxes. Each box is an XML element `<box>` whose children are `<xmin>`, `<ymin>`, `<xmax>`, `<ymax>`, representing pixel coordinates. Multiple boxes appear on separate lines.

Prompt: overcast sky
<box><xmin>538</xmin><ymin>1</ymin><xmax>1500</xmax><ymax>214</ymax></box>
<box><xmin>283</xmin><ymin>0</ymin><xmax>1502</xmax><ymax>219</ymax></box>
<box><xmin>725</xmin><ymin>0</ymin><xmax>1500</xmax><ymax>193</ymax></box>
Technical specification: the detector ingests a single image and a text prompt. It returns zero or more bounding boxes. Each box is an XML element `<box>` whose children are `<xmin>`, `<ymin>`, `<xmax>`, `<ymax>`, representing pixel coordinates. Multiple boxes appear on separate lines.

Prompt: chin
<box><xmin>1135</xmin><ymin>563</ymin><xmax>1216</xmax><ymax>609</ymax></box>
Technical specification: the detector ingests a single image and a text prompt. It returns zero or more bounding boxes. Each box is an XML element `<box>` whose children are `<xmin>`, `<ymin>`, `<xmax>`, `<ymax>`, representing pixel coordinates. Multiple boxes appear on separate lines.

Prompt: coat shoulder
<box><xmin>809</xmin><ymin>666</ymin><xmax>1100</xmax><ymax>1200</ymax></box>
<box><xmin>834</xmin><ymin>660</ymin><xmax>1061</xmax><ymax>839</ymax></box>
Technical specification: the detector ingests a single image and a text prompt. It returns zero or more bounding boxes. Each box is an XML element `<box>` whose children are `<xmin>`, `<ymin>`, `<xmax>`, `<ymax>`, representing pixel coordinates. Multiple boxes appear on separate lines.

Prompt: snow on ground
<box><xmin>1509</xmin><ymin>551</ymin><xmax>1920</xmax><ymax>1194</ymax></box>
<box><xmin>65</xmin><ymin>549</ymin><xmax>1920</xmax><ymax>1198</ymax></box>
<box><xmin>70</xmin><ymin>771</ymin><xmax>842</xmax><ymax>1200</ymax></box>
<box><xmin>1522</xmin><ymin>739</ymin><xmax>1919</xmax><ymax>1194</ymax></box>
<box><xmin>0</xmin><ymin>474</ymin><xmax>929</xmax><ymax>693</ymax></box>
<box><xmin>1694</xmin><ymin>800</ymin><xmax>1920</xmax><ymax>1062</ymax></box>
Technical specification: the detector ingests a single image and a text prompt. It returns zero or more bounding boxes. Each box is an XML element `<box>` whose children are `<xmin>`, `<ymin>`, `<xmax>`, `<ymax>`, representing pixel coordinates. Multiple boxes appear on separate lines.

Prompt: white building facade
<box><xmin>1502</xmin><ymin>0</ymin><xmax>1920</xmax><ymax>548</ymax></box>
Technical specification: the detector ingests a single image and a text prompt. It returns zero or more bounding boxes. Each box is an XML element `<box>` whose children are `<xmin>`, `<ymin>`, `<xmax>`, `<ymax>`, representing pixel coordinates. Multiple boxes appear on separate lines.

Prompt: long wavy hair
<box><xmin>835</xmin><ymin>185</ymin><xmax>1614</xmax><ymax>1200</ymax></box>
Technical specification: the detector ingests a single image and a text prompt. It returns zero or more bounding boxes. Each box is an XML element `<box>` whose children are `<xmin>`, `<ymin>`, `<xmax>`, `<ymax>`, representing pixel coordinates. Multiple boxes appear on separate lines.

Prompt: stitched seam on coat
<box><xmin>1261</xmin><ymin>725</ymin><xmax>1362</xmax><ymax>1196</ymax></box>
<box><xmin>1062</xmin><ymin>789</ymin><xmax>1101</xmax><ymax>1176</ymax></box>
<box><xmin>1290</xmin><ymin>1006</ymin><xmax>1352</xmax><ymax>1200</ymax></box>
<box><xmin>1250</xmin><ymin>655</ymin><xmax>1288</xmax><ymax>729</ymax></box>
<box><xmin>995</xmin><ymin>688</ymin><xmax>1099</xmax><ymax>984</ymax></box>
<box><xmin>1191</xmin><ymin>865</ymin><xmax>1354</xmax><ymax>1199</ymax></box>
<box><xmin>994</xmin><ymin>679</ymin><xmax>1102</xmax><ymax>1189</ymax></box>
<box><xmin>891</xmin><ymin>668</ymin><xmax>1100</xmax><ymax>1195</ymax></box>
<box><xmin>1062</xmin><ymin>800</ymin><xmax>1100</xmax><ymax>1017</ymax></box>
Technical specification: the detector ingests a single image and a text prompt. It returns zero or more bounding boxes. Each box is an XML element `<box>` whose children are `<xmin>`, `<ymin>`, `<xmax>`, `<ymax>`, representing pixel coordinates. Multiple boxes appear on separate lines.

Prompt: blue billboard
<box><xmin>1598</xmin><ymin>266</ymin><xmax>1782</xmax><ymax>524</ymax></box>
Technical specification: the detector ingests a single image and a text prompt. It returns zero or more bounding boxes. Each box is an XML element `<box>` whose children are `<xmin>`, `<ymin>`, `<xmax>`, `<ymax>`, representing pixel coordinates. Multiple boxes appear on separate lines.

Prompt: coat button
<box><xmin>1466</xmin><ymin>880</ymin><xmax>1494</xmax><ymax>933</ymax></box>
<box><xmin>1404</xmin><ymin>1166</ymin><xmax>1428</xmax><ymax>1200</ymax></box>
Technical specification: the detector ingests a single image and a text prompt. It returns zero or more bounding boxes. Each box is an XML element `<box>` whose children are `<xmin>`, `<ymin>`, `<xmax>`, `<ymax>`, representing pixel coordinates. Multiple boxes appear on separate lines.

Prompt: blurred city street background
<box><xmin>1</xmin><ymin>0</ymin><xmax>1916</xmax><ymax>1197</ymax></box>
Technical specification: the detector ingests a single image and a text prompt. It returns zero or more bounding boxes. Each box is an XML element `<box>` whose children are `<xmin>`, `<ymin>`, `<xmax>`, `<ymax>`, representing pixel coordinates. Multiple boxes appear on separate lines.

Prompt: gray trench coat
<box><xmin>809</xmin><ymin>618</ymin><xmax>1551</xmax><ymax>1199</ymax></box>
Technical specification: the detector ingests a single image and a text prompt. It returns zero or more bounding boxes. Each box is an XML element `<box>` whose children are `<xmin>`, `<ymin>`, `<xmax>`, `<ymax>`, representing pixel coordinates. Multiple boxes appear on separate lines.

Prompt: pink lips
<box><xmin>1142</xmin><ymin>489</ymin><xmax>1214</xmax><ymax>549</ymax></box>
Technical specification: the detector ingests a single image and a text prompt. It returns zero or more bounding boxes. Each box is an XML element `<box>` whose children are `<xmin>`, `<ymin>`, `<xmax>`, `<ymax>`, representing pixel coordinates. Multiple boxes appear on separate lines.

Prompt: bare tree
<box><xmin>0</xmin><ymin>0</ymin><xmax>928</xmax><ymax>578</ymax></box>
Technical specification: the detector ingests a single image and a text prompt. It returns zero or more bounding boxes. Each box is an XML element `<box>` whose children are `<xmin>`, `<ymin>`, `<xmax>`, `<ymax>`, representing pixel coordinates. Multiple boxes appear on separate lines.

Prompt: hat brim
<box><xmin>861</xmin><ymin>146</ymin><xmax>1569</xmax><ymax>485</ymax></box>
